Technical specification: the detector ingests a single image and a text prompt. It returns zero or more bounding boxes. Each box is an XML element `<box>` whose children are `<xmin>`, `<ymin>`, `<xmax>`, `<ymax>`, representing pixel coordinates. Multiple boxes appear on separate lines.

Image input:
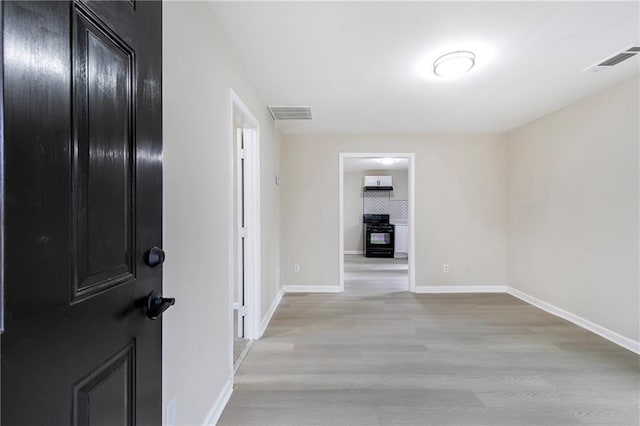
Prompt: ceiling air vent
<box><xmin>585</xmin><ymin>45</ymin><xmax>640</xmax><ymax>72</ymax></box>
<box><xmin>268</xmin><ymin>105</ymin><xmax>312</xmax><ymax>120</ymax></box>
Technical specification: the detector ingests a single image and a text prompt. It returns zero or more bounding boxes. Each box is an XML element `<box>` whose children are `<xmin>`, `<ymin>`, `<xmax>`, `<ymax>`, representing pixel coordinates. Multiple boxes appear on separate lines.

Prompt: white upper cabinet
<box><xmin>364</xmin><ymin>176</ymin><xmax>392</xmax><ymax>188</ymax></box>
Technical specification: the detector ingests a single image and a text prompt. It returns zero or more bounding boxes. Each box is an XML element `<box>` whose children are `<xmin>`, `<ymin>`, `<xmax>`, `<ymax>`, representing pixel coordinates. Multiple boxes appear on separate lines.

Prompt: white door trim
<box><xmin>228</xmin><ymin>89</ymin><xmax>261</xmax><ymax>375</ymax></box>
<box><xmin>338</xmin><ymin>153</ymin><xmax>416</xmax><ymax>292</ymax></box>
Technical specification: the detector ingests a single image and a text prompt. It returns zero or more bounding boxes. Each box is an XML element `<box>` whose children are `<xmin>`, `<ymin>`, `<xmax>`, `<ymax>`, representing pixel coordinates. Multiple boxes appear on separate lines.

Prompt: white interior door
<box><xmin>236</xmin><ymin>128</ymin><xmax>246</xmax><ymax>338</ymax></box>
<box><xmin>230</xmin><ymin>90</ymin><xmax>262</xmax><ymax>345</ymax></box>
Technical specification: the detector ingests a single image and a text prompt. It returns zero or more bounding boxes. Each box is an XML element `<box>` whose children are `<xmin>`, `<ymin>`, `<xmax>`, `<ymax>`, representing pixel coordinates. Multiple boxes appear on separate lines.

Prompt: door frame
<box><xmin>227</xmin><ymin>89</ymin><xmax>261</xmax><ymax>357</ymax></box>
<box><xmin>339</xmin><ymin>152</ymin><xmax>416</xmax><ymax>292</ymax></box>
<box><xmin>0</xmin><ymin>1</ymin><xmax>4</xmax><ymax>334</ymax></box>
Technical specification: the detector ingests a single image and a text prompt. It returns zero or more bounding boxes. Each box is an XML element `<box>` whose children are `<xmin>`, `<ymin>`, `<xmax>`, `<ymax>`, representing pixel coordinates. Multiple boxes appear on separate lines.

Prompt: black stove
<box><xmin>363</xmin><ymin>214</ymin><xmax>394</xmax><ymax>258</ymax></box>
<box><xmin>363</xmin><ymin>213</ymin><xmax>390</xmax><ymax>224</ymax></box>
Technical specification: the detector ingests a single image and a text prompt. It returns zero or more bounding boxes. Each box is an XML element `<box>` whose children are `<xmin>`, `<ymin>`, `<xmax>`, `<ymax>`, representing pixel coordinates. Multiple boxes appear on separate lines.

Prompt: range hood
<box><xmin>364</xmin><ymin>176</ymin><xmax>393</xmax><ymax>191</ymax></box>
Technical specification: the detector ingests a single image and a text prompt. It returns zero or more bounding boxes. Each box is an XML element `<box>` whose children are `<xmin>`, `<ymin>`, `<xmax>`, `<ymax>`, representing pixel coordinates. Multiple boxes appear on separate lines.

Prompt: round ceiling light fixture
<box><xmin>433</xmin><ymin>51</ymin><xmax>476</xmax><ymax>77</ymax></box>
<box><xmin>379</xmin><ymin>158</ymin><xmax>395</xmax><ymax>165</ymax></box>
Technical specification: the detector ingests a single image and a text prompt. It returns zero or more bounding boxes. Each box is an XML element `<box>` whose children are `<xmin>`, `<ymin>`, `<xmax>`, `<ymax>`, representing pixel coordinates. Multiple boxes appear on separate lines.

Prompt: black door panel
<box><xmin>2</xmin><ymin>1</ymin><xmax>163</xmax><ymax>424</ymax></box>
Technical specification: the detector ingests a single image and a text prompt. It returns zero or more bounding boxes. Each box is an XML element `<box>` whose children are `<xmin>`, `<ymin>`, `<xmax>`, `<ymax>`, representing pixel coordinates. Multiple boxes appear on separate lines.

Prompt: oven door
<box><xmin>364</xmin><ymin>225</ymin><xmax>395</xmax><ymax>257</ymax></box>
<box><xmin>369</xmin><ymin>231</ymin><xmax>391</xmax><ymax>246</ymax></box>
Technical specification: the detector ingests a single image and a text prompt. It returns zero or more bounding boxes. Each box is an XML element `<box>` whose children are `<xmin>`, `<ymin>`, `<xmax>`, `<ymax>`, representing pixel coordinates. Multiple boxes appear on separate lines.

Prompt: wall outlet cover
<box><xmin>166</xmin><ymin>397</ymin><xmax>177</xmax><ymax>426</ymax></box>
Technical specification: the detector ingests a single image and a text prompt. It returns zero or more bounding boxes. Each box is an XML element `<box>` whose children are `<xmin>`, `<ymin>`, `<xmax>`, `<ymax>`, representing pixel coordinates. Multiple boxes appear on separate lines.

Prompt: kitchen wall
<box><xmin>507</xmin><ymin>76</ymin><xmax>639</xmax><ymax>343</ymax></box>
<box><xmin>281</xmin><ymin>134</ymin><xmax>508</xmax><ymax>288</ymax></box>
<box><xmin>344</xmin><ymin>170</ymin><xmax>365</xmax><ymax>253</ymax></box>
<box><xmin>344</xmin><ymin>169</ymin><xmax>408</xmax><ymax>252</ymax></box>
<box><xmin>163</xmin><ymin>3</ymin><xmax>281</xmax><ymax>424</ymax></box>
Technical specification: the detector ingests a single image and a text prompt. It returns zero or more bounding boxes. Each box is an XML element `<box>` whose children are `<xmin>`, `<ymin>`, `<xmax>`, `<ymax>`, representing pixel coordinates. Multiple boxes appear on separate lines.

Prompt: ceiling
<box><xmin>344</xmin><ymin>157</ymin><xmax>409</xmax><ymax>172</ymax></box>
<box><xmin>209</xmin><ymin>1</ymin><xmax>640</xmax><ymax>134</ymax></box>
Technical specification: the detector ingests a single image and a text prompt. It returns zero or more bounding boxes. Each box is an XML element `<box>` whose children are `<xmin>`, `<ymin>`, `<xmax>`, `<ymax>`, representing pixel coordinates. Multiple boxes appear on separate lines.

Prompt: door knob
<box><xmin>146</xmin><ymin>290</ymin><xmax>175</xmax><ymax>320</ymax></box>
<box><xmin>146</xmin><ymin>246</ymin><xmax>165</xmax><ymax>267</ymax></box>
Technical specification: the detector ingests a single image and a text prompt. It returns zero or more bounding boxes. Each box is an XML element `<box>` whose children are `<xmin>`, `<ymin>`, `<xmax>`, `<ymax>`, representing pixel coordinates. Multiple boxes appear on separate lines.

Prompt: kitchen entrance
<box><xmin>339</xmin><ymin>154</ymin><xmax>416</xmax><ymax>293</ymax></box>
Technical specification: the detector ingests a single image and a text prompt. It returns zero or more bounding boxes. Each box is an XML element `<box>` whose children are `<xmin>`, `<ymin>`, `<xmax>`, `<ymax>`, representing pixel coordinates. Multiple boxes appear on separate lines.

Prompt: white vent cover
<box><xmin>584</xmin><ymin>45</ymin><xmax>640</xmax><ymax>72</ymax></box>
<box><xmin>268</xmin><ymin>105</ymin><xmax>312</xmax><ymax>120</ymax></box>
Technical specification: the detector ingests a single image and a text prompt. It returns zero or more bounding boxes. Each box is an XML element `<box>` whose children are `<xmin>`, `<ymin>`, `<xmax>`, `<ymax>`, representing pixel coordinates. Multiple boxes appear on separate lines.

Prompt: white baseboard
<box><xmin>233</xmin><ymin>340</ymin><xmax>254</xmax><ymax>375</ymax></box>
<box><xmin>414</xmin><ymin>285</ymin><xmax>507</xmax><ymax>294</ymax></box>
<box><xmin>202</xmin><ymin>376</ymin><xmax>233</xmax><ymax>426</ymax></box>
<box><xmin>344</xmin><ymin>250</ymin><xmax>363</xmax><ymax>255</ymax></box>
<box><xmin>507</xmin><ymin>287</ymin><xmax>640</xmax><ymax>355</ymax></box>
<box><xmin>412</xmin><ymin>285</ymin><xmax>639</xmax><ymax>354</ymax></box>
<box><xmin>260</xmin><ymin>288</ymin><xmax>284</xmax><ymax>338</ymax></box>
<box><xmin>283</xmin><ymin>285</ymin><xmax>341</xmax><ymax>293</ymax></box>
<box><xmin>280</xmin><ymin>283</ymin><xmax>640</xmax><ymax>354</ymax></box>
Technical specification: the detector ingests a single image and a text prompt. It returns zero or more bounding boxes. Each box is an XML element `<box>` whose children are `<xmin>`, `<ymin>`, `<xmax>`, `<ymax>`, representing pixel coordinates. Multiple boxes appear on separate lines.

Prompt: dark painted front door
<box><xmin>2</xmin><ymin>1</ymin><xmax>164</xmax><ymax>424</ymax></box>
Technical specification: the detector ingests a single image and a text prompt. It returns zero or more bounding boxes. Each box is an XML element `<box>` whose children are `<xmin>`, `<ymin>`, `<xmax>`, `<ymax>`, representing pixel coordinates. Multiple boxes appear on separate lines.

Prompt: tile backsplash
<box><xmin>363</xmin><ymin>191</ymin><xmax>408</xmax><ymax>223</ymax></box>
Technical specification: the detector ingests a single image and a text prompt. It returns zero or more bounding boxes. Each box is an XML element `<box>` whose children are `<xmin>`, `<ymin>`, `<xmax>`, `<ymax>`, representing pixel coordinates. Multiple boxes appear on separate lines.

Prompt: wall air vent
<box><xmin>267</xmin><ymin>105</ymin><xmax>312</xmax><ymax>120</ymax></box>
<box><xmin>584</xmin><ymin>45</ymin><xmax>640</xmax><ymax>72</ymax></box>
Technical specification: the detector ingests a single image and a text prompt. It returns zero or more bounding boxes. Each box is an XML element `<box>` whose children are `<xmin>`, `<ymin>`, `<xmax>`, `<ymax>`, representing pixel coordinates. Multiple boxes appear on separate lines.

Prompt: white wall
<box><xmin>507</xmin><ymin>77</ymin><xmax>639</xmax><ymax>343</ymax></box>
<box><xmin>343</xmin><ymin>169</ymin><xmax>408</xmax><ymax>252</ymax></box>
<box><xmin>163</xmin><ymin>3</ymin><xmax>281</xmax><ymax>424</ymax></box>
<box><xmin>281</xmin><ymin>134</ymin><xmax>507</xmax><ymax>288</ymax></box>
<box><xmin>389</xmin><ymin>170</ymin><xmax>409</xmax><ymax>202</ymax></box>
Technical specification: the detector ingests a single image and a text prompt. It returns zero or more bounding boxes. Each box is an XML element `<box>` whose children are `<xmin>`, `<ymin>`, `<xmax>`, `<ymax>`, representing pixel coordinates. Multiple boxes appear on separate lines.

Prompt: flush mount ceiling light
<box><xmin>433</xmin><ymin>51</ymin><xmax>476</xmax><ymax>77</ymax></box>
<box><xmin>379</xmin><ymin>158</ymin><xmax>395</xmax><ymax>165</ymax></box>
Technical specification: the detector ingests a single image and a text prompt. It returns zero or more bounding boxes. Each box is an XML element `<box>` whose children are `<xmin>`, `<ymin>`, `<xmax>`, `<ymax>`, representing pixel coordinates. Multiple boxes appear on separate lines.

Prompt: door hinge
<box><xmin>238</xmin><ymin>148</ymin><xmax>246</xmax><ymax>159</ymax></box>
<box><xmin>239</xmin><ymin>227</ymin><xmax>248</xmax><ymax>238</ymax></box>
<box><xmin>239</xmin><ymin>306</ymin><xmax>249</xmax><ymax>316</ymax></box>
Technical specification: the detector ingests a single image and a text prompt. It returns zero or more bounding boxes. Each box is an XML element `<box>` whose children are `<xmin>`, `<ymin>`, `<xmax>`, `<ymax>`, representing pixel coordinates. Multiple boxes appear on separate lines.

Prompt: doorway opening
<box><xmin>229</xmin><ymin>90</ymin><xmax>261</xmax><ymax>372</ymax></box>
<box><xmin>339</xmin><ymin>153</ymin><xmax>416</xmax><ymax>294</ymax></box>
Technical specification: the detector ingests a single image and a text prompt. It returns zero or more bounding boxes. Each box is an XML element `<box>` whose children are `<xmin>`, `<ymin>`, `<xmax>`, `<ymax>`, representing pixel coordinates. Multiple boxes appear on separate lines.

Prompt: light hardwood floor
<box><xmin>219</xmin><ymin>257</ymin><xmax>640</xmax><ymax>425</ymax></box>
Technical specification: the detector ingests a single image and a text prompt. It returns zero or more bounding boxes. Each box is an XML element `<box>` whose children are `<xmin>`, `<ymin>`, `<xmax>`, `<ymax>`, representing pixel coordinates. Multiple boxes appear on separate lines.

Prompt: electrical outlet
<box><xmin>443</xmin><ymin>264</ymin><xmax>449</xmax><ymax>273</ymax></box>
<box><xmin>294</xmin><ymin>264</ymin><xmax>300</xmax><ymax>273</ymax></box>
<box><xmin>166</xmin><ymin>397</ymin><xmax>177</xmax><ymax>426</ymax></box>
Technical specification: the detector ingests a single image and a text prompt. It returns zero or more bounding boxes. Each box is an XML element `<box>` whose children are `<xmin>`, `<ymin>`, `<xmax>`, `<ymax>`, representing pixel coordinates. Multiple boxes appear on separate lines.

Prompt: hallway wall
<box><xmin>163</xmin><ymin>3</ymin><xmax>281</xmax><ymax>424</ymax></box>
<box><xmin>281</xmin><ymin>134</ymin><xmax>508</xmax><ymax>289</ymax></box>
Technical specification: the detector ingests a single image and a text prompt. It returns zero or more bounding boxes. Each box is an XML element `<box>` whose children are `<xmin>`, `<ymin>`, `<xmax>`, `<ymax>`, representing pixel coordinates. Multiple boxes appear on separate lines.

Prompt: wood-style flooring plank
<box><xmin>219</xmin><ymin>256</ymin><xmax>639</xmax><ymax>425</ymax></box>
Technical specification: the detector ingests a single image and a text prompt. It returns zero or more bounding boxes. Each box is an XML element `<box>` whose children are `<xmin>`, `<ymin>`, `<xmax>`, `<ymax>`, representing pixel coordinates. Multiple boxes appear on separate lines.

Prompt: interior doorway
<box><xmin>339</xmin><ymin>153</ymin><xmax>416</xmax><ymax>293</ymax></box>
<box><xmin>229</xmin><ymin>90</ymin><xmax>261</xmax><ymax>371</ymax></box>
